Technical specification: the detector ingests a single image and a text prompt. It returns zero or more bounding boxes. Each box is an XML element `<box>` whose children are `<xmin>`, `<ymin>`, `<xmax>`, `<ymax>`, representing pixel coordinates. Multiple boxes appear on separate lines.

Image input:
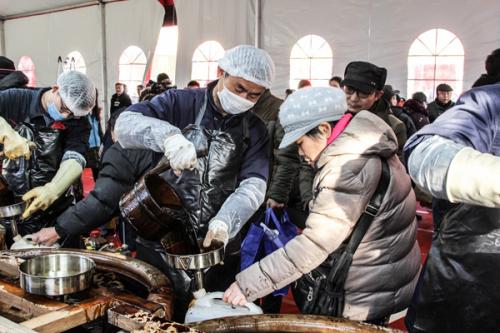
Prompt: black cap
<box><xmin>342</xmin><ymin>61</ymin><xmax>387</xmax><ymax>94</ymax></box>
<box><xmin>436</xmin><ymin>83</ymin><xmax>453</xmax><ymax>92</ymax></box>
<box><xmin>156</xmin><ymin>72</ymin><xmax>170</xmax><ymax>83</ymax></box>
<box><xmin>0</xmin><ymin>56</ymin><xmax>15</xmax><ymax>71</ymax></box>
<box><xmin>485</xmin><ymin>48</ymin><xmax>500</xmax><ymax>76</ymax></box>
<box><xmin>412</xmin><ymin>91</ymin><xmax>427</xmax><ymax>103</ymax></box>
<box><xmin>383</xmin><ymin>85</ymin><xmax>400</xmax><ymax>100</ymax></box>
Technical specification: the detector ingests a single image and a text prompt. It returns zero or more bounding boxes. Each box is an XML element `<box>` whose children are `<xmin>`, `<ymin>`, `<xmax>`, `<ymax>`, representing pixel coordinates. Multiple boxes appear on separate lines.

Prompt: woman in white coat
<box><xmin>225</xmin><ymin>87</ymin><xmax>420</xmax><ymax>324</ymax></box>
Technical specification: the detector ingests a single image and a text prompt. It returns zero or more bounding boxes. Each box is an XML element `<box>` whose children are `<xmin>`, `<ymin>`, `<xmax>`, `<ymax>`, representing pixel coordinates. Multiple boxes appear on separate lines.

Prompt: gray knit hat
<box><xmin>218</xmin><ymin>45</ymin><xmax>275</xmax><ymax>89</ymax></box>
<box><xmin>279</xmin><ymin>87</ymin><xmax>347</xmax><ymax>149</ymax></box>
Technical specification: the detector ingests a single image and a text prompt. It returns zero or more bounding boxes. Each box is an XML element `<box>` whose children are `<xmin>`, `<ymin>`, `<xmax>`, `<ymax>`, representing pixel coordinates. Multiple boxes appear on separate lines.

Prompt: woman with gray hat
<box><xmin>224</xmin><ymin>87</ymin><xmax>420</xmax><ymax>324</ymax></box>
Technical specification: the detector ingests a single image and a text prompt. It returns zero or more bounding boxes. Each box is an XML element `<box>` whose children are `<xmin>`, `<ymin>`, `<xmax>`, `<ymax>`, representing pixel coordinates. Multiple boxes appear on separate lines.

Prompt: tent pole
<box><xmin>99</xmin><ymin>0</ymin><xmax>109</xmax><ymax>123</ymax></box>
<box><xmin>254</xmin><ymin>0</ymin><xmax>261</xmax><ymax>48</ymax></box>
<box><xmin>0</xmin><ymin>19</ymin><xmax>5</xmax><ymax>56</ymax></box>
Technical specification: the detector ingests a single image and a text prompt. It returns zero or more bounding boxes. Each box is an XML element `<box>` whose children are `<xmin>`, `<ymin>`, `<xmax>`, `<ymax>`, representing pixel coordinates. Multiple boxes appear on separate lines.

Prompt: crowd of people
<box><xmin>0</xmin><ymin>45</ymin><xmax>499</xmax><ymax>332</ymax></box>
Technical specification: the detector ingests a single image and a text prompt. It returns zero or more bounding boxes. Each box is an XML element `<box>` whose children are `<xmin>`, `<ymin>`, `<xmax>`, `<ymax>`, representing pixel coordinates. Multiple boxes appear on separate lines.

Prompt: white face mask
<box><xmin>217</xmin><ymin>83</ymin><xmax>256</xmax><ymax>115</ymax></box>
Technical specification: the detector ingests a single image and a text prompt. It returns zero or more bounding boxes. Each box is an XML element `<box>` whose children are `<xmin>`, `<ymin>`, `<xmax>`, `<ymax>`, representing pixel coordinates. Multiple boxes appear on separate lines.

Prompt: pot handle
<box><xmin>200</xmin><ymin>291</ymin><xmax>263</xmax><ymax>314</ymax></box>
<box><xmin>147</xmin><ymin>156</ymin><xmax>171</xmax><ymax>175</ymax></box>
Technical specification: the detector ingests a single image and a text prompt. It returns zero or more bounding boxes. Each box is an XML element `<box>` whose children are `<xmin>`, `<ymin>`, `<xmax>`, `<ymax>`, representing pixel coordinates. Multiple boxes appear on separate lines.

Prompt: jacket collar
<box><xmin>316</xmin><ymin>110</ymin><xmax>398</xmax><ymax>169</ymax></box>
<box><xmin>369</xmin><ymin>98</ymin><xmax>391</xmax><ymax>124</ymax></box>
<box><xmin>434</xmin><ymin>99</ymin><xmax>453</xmax><ymax>108</ymax></box>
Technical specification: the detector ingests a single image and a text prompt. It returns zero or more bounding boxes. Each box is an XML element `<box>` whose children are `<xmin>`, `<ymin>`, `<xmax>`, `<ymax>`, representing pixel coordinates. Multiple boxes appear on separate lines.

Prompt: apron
<box><xmin>136</xmin><ymin>92</ymin><xmax>250</xmax><ymax>321</ymax></box>
<box><xmin>2</xmin><ymin>122</ymin><xmax>62</xmax><ymax>195</ymax></box>
<box><xmin>0</xmin><ymin>122</ymin><xmax>73</xmax><ymax>244</ymax></box>
<box><xmin>406</xmin><ymin>204</ymin><xmax>500</xmax><ymax>332</ymax></box>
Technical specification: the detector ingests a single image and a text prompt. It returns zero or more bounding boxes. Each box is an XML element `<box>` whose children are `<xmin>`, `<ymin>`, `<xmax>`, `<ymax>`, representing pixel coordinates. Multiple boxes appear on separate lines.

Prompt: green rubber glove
<box><xmin>22</xmin><ymin>159</ymin><xmax>83</xmax><ymax>219</ymax></box>
<box><xmin>0</xmin><ymin>116</ymin><xmax>33</xmax><ymax>160</ymax></box>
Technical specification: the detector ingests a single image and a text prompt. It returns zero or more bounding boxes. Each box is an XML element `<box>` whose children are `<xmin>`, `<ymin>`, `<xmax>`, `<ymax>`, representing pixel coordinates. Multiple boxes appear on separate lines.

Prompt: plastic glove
<box><xmin>446</xmin><ymin>147</ymin><xmax>500</xmax><ymax>207</ymax></box>
<box><xmin>203</xmin><ymin>219</ymin><xmax>229</xmax><ymax>248</ymax></box>
<box><xmin>22</xmin><ymin>159</ymin><xmax>83</xmax><ymax>218</ymax></box>
<box><xmin>223</xmin><ymin>282</ymin><xmax>247</xmax><ymax>306</ymax></box>
<box><xmin>0</xmin><ymin>117</ymin><xmax>33</xmax><ymax>160</ymax></box>
<box><xmin>10</xmin><ymin>235</ymin><xmax>39</xmax><ymax>250</ymax></box>
<box><xmin>30</xmin><ymin>227</ymin><xmax>61</xmax><ymax>246</ymax></box>
<box><xmin>163</xmin><ymin>133</ymin><xmax>197</xmax><ymax>172</ymax></box>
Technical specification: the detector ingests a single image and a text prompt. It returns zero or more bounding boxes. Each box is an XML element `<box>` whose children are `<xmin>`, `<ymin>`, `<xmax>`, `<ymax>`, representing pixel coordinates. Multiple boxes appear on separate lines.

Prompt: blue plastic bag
<box><xmin>241</xmin><ymin>208</ymin><xmax>298</xmax><ymax>296</ymax></box>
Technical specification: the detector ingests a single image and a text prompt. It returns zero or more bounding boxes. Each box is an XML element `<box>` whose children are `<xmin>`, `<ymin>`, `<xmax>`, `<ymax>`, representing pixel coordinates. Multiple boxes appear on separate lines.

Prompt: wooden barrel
<box><xmin>119</xmin><ymin>172</ymin><xmax>184</xmax><ymax>241</ymax></box>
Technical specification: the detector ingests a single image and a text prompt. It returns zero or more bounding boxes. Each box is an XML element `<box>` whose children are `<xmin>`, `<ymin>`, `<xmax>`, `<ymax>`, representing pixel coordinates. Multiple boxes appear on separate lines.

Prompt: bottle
<box><xmin>85</xmin><ymin>230</ymin><xmax>106</xmax><ymax>250</ymax></box>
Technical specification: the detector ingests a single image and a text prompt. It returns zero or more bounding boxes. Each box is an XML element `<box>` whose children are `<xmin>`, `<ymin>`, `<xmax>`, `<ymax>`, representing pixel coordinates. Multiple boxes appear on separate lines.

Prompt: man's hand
<box><xmin>163</xmin><ymin>134</ymin><xmax>197</xmax><ymax>173</ymax></box>
<box><xmin>266</xmin><ymin>198</ymin><xmax>284</xmax><ymax>209</ymax></box>
<box><xmin>203</xmin><ymin>219</ymin><xmax>229</xmax><ymax>248</ymax></box>
<box><xmin>22</xmin><ymin>183</ymin><xmax>59</xmax><ymax>219</ymax></box>
<box><xmin>223</xmin><ymin>282</ymin><xmax>247</xmax><ymax>306</ymax></box>
<box><xmin>30</xmin><ymin>227</ymin><xmax>60</xmax><ymax>246</ymax></box>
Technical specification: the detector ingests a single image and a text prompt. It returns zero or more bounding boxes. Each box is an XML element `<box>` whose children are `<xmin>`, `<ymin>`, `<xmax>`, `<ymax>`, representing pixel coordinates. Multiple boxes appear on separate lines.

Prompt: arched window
<box><xmin>119</xmin><ymin>45</ymin><xmax>147</xmax><ymax>101</ymax></box>
<box><xmin>191</xmin><ymin>41</ymin><xmax>225</xmax><ymax>87</ymax></box>
<box><xmin>290</xmin><ymin>35</ymin><xmax>333</xmax><ymax>89</ymax></box>
<box><xmin>18</xmin><ymin>56</ymin><xmax>36</xmax><ymax>87</ymax></box>
<box><xmin>64</xmin><ymin>51</ymin><xmax>86</xmax><ymax>74</ymax></box>
<box><xmin>407</xmin><ymin>29</ymin><xmax>464</xmax><ymax>100</ymax></box>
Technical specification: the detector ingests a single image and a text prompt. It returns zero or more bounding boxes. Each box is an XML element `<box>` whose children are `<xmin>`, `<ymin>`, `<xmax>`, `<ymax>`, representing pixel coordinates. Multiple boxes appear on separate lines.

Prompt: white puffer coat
<box><xmin>236</xmin><ymin>110</ymin><xmax>420</xmax><ymax>320</ymax></box>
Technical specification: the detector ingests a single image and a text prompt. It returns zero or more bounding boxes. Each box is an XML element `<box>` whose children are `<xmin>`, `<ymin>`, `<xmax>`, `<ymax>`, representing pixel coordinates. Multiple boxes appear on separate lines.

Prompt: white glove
<box><xmin>446</xmin><ymin>147</ymin><xmax>500</xmax><ymax>207</ymax></box>
<box><xmin>163</xmin><ymin>134</ymin><xmax>197</xmax><ymax>172</ymax></box>
<box><xmin>203</xmin><ymin>219</ymin><xmax>229</xmax><ymax>248</ymax></box>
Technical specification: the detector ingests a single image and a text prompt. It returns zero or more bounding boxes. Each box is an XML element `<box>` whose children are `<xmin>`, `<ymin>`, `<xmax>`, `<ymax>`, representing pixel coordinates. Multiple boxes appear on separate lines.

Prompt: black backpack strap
<box><xmin>345</xmin><ymin>158</ymin><xmax>390</xmax><ymax>254</ymax></box>
<box><xmin>313</xmin><ymin>158</ymin><xmax>391</xmax><ymax>315</ymax></box>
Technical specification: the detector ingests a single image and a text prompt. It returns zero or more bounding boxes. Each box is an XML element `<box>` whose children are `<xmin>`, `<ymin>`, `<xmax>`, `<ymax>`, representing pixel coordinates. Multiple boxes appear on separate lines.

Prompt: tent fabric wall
<box><xmin>174</xmin><ymin>0</ymin><xmax>255</xmax><ymax>88</ymax></box>
<box><xmin>4</xmin><ymin>6</ymin><xmax>101</xmax><ymax>87</ymax></box>
<box><xmin>3</xmin><ymin>0</ymin><xmax>163</xmax><ymax>117</ymax></box>
<box><xmin>105</xmin><ymin>0</ymin><xmax>164</xmax><ymax>105</ymax></box>
<box><xmin>175</xmin><ymin>0</ymin><xmax>500</xmax><ymax>97</ymax></box>
<box><xmin>1</xmin><ymin>0</ymin><xmax>499</xmax><ymax>102</ymax></box>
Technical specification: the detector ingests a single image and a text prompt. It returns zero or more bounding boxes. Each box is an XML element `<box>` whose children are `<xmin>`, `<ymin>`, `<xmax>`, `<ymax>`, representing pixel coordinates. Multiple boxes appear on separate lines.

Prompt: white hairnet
<box><xmin>57</xmin><ymin>71</ymin><xmax>96</xmax><ymax>117</ymax></box>
<box><xmin>218</xmin><ymin>45</ymin><xmax>275</xmax><ymax>89</ymax></box>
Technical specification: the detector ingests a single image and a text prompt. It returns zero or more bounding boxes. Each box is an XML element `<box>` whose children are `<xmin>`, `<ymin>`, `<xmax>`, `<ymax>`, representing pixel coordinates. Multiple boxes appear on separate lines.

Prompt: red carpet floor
<box><xmin>81</xmin><ymin>168</ymin><xmax>434</xmax><ymax>331</ymax></box>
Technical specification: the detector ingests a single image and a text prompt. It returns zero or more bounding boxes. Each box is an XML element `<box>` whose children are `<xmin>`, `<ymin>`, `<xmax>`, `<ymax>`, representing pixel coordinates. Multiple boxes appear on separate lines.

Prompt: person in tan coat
<box><xmin>224</xmin><ymin>87</ymin><xmax>420</xmax><ymax>323</ymax></box>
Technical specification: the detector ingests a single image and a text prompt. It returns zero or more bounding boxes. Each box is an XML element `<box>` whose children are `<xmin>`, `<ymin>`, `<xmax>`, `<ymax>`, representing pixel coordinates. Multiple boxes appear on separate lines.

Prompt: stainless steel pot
<box><xmin>0</xmin><ymin>201</ymin><xmax>26</xmax><ymax>239</ymax></box>
<box><xmin>0</xmin><ymin>201</ymin><xmax>25</xmax><ymax>219</ymax></box>
<box><xmin>19</xmin><ymin>253</ymin><xmax>95</xmax><ymax>296</ymax></box>
<box><xmin>162</xmin><ymin>236</ymin><xmax>224</xmax><ymax>291</ymax></box>
<box><xmin>161</xmin><ymin>238</ymin><xmax>224</xmax><ymax>271</ymax></box>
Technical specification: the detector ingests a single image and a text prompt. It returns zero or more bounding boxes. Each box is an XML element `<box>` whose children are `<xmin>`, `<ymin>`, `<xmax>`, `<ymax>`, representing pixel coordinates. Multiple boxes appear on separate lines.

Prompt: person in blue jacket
<box><xmin>31</xmin><ymin>45</ymin><xmax>274</xmax><ymax>321</ymax></box>
<box><xmin>0</xmin><ymin>71</ymin><xmax>95</xmax><ymax>243</ymax></box>
<box><xmin>404</xmin><ymin>83</ymin><xmax>500</xmax><ymax>332</ymax></box>
<box><xmin>114</xmin><ymin>45</ymin><xmax>273</xmax><ymax>249</ymax></box>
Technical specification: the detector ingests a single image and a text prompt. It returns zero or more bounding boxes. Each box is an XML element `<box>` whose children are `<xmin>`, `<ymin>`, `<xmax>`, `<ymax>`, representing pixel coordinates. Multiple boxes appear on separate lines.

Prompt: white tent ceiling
<box><xmin>0</xmin><ymin>1</ymin><xmax>107</xmax><ymax>19</ymax></box>
<box><xmin>0</xmin><ymin>0</ymin><xmax>163</xmax><ymax>119</ymax></box>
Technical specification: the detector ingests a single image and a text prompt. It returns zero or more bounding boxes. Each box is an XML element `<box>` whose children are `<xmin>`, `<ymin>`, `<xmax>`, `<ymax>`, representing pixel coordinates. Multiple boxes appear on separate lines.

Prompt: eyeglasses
<box><xmin>343</xmin><ymin>86</ymin><xmax>374</xmax><ymax>99</ymax></box>
<box><xmin>58</xmin><ymin>93</ymin><xmax>74</xmax><ymax>116</ymax></box>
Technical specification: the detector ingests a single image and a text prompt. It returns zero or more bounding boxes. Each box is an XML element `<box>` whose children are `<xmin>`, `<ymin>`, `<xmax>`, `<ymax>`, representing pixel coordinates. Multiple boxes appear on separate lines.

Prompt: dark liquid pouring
<box><xmin>147</xmin><ymin>174</ymin><xmax>201</xmax><ymax>253</ymax></box>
